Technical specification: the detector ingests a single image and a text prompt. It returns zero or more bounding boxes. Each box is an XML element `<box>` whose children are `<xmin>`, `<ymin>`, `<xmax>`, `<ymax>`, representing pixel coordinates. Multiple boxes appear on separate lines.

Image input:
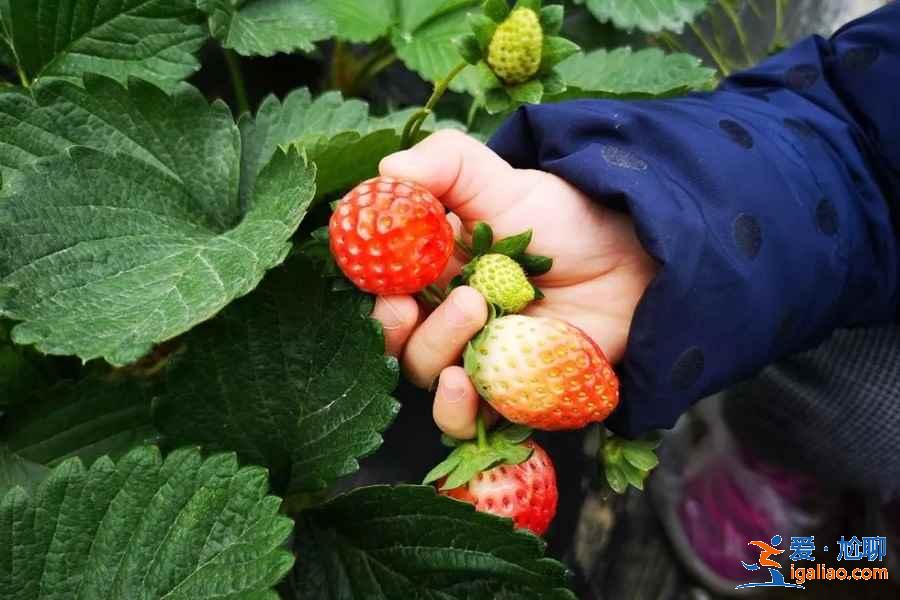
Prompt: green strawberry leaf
<box><xmin>0</xmin><ymin>145</ymin><xmax>314</xmax><ymax>366</ymax></box>
<box><xmin>426</xmin><ymin>424</ymin><xmax>534</xmax><ymax>491</ymax></box>
<box><xmin>5</xmin><ymin>0</ymin><xmax>205</xmax><ymax>90</ymax></box>
<box><xmin>313</xmin><ymin>0</ymin><xmax>394</xmax><ymax>43</ymax></box>
<box><xmin>297</xmin><ymin>226</ymin><xmax>344</xmax><ymax>280</ymax></box>
<box><xmin>442</xmin><ymin>448</ymin><xmax>504</xmax><ymax>490</ymax></box>
<box><xmin>0</xmin><ymin>78</ymin><xmax>316</xmax><ymax>366</ymax></box>
<box><xmin>485</xmin><ymin>86</ymin><xmax>513</xmax><ymax>114</ymax></box>
<box><xmin>490</xmin><ymin>229</ymin><xmax>533</xmax><ymax>258</ymax></box>
<box><xmin>539</xmin><ymin>5</ymin><xmax>564</xmax><ymax>35</ymax></box>
<box><xmin>520</xmin><ymin>253</ymin><xmax>553</xmax><ymax>275</ymax></box>
<box><xmin>575</xmin><ymin>0</ymin><xmax>710</xmax><ymax>34</ymax></box>
<box><xmin>199</xmin><ymin>0</ymin><xmax>335</xmax><ymax>57</ymax></box>
<box><xmin>0</xmin><ymin>446</ymin><xmax>294</xmax><ymax>599</ymax></box>
<box><xmin>423</xmin><ymin>448</ymin><xmax>466</xmax><ymax>485</ymax></box>
<box><xmin>622</xmin><ymin>443</ymin><xmax>660</xmax><ymax>471</ymax></box>
<box><xmin>0</xmin><ymin>448</ymin><xmax>48</xmax><ymax>498</ymax></box>
<box><xmin>483</xmin><ymin>0</ymin><xmax>511</xmax><ymax>23</ymax></box>
<box><xmin>289</xmin><ymin>485</ymin><xmax>577</xmax><ymax>599</ymax></box>
<box><xmin>496</xmin><ymin>424</ymin><xmax>533</xmax><ymax>444</ymax></box>
<box><xmin>447</xmin><ymin>274</ymin><xmax>467</xmax><ymax>292</ymax></box>
<box><xmin>605</xmin><ymin>462</ymin><xmax>628</xmax><ymax>494</ymax></box>
<box><xmin>554</xmin><ymin>47</ymin><xmax>716</xmax><ymax>99</ymax></box>
<box><xmin>0</xmin><ymin>76</ymin><xmax>239</xmax><ymax>200</ymax></box>
<box><xmin>241</xmin><ymin>89</ymin><xmax>462</xmax><ymax>203</ymax></box>
<box><xmin>472</xmin><ymin>222</ymin><xmax>495</xmax><ymax>256</ymax></box>
<box><xmin>391</xmin><ymin>0</ymin><xmax>484</xmax><ymax>94</ymax></box>
<box><xmin>541</xmin><ymin>70</ymin><xmax>566</xmax><ymax>95</ymax></box>
<box><xmin>496</xmin><ymin>443</ymin><xmax>533</xmax><ymax>465</ymax></box>
<box><xmin>0</xmin><ymin>321</ymin><xmax>41</xmax><ymax>407</ymax></box>
<box><xmin>469</xmin><ymin>13</ymin><xmax>497</xmax><ymax>51</ymax></box>
<box><xmin>455</xmin><ymin>33</ymin><xmax>483</xmax><ymax>65</ymax></box>
<box><xmin>153</xmin><ymin>256</ymin><xmax>401</xmax><ymax>495</ymax></box>
<box><xmin>601</xmin><ymin>430</ymin><xmax>661</xmax><ymax>493</ymax></box>
<box><xmin>1</xmin><ymin>375</ymin><xmax>158</xmax><ymax>470</ymax></box>
<box><xmin>540</xmin><ymin>37</ymin><xmax>581</xmax><ymax>70</ymax></box>
<box><xmin>509</xmin><ymin>79</ymin><xmax>544</xmax><ymax>104</ymax></box>
<box><xmin>516</xmin><ymin>0</ymin><xmax>541</xmax><ymax>12</ymax></box>
<box><xmin>441</xmin><ymin>433</ymin><xmax>463</xmax><ymax>448</ymax></box>
<box><xmin>619</xmin><ymin>460</ymin><xmax>646</xmax><ymax>491</ymax></box>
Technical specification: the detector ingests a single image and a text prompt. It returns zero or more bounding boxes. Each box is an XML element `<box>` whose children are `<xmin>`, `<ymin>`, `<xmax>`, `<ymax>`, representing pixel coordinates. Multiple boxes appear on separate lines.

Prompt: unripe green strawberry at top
<box><xmin>465</xmin><ymin>315</ymin><xmax>619</xmax><ymax>430</ymax></box>
<box><xmin>468</xmin><ymin>253</ymin><xmax>535</xmax><ymax>313</ymax></box>
<box><xmin>487</xmin><ymin>8</ymin><xmax>543</xmax><ymax>84</ymax></box>
<box><xmin>329</xmin><ymin>176</ymin><xmax>454</xmax><ymax>295</ymax></box>
<box><xmin>440</xmin><ymin>439</ymin><xmax>558</xmax><ymax>536</ymax></box>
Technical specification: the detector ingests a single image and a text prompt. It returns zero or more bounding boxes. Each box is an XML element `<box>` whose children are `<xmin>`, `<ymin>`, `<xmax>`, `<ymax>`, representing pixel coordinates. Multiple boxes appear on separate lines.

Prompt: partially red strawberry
<box><xmin>465</xmin><ymin>315</ymin><xmax>619</xmax><ymax>430</ymax></box>
<box><xmin>424</xmin><ymin>423</ymin><xmax>557</xmax><ymax>536</ymax></box>
<box><xmin>440</xmin><ymin>439</ymin><xmax>558</xmax><ymax>536</ymax></box>
<box><xmin>329</xmin><ymin>176</ymin><xmax>454</xmax><ymax>295</ymax></box>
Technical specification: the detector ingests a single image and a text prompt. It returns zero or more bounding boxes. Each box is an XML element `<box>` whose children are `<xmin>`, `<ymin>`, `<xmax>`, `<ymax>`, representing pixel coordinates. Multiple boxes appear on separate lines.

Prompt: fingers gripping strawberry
<box><xmin>465</xmin><ymin>315</ymin><xmax>620</xmax><ymax>430</ymax></box>
<box><xmin>329</xmin><ymin>176</ymin><xmax>454</xmax><ymax>295</ymax></box>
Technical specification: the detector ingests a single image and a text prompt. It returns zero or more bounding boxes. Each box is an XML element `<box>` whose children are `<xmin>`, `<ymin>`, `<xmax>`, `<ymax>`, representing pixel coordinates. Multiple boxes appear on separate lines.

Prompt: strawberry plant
<box><xmin>0</xmin><ymin>0</ymin><xmax>728</xmax><ymax>597</ymax></box>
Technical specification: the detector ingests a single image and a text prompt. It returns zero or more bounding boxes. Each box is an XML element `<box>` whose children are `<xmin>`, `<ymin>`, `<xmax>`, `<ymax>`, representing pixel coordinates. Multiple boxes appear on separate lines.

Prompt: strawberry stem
<box><xmin>400</xmin><ymin>61</ymin><xmax>468</xmax><ymax>148</ymax></box>
<box><xmin>416</xmin><ymin>287</ymin><xmax>443</xmax><ymax>308</ymax></box>
<box><xmin>476</xmin><ymin>414</ymin><xmax>488</xmax><ymax>450</ymax></box>
<box><xmin>223</xmin><ymin>49</ymin><xmax>250</xmax><ymax>115</ymax></box>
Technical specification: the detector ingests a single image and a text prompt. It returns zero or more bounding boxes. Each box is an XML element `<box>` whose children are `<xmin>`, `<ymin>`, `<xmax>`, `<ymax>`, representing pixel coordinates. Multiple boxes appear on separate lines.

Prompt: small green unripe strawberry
<box><xmin>487</xmin><ymin>8</ymin><xmax>543</xmax><ymax>84</ymax></box>
<box><xmin>469</xmin><ymin>253</ymin><xmax>535</xmax><ymax>313</ymax></box>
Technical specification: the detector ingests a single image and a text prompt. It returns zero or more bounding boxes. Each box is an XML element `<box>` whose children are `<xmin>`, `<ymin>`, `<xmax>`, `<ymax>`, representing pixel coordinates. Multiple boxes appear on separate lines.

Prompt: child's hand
<box><xmin>371</xmin><ymin>130</ymin><xmax>658</xmax><ymax>439</ymax></box>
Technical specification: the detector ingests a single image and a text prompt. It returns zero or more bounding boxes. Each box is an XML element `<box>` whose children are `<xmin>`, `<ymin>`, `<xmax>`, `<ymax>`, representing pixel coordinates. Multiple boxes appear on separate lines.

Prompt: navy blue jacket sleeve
<box><xmin>488</xmin><ymin>3</ymin><xmax>900</xmax><ymax>437</ymax></box>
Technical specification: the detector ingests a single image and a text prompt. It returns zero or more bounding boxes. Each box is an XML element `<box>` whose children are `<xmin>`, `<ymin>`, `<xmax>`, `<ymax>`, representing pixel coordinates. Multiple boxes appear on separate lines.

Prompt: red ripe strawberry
<box><xmin>440</xmin><ymin>440</ymin><xmax>558</xmax><ymax>536</ymax></box>
<box><xmin>329</xmin><ymin>176</ymin><xmax>454</xmax><ymax>295</ymax></box>
<box><xmin>465</xmin><ymin>315</ymin><xmax>619</xmax><ymax>430</ymax></box>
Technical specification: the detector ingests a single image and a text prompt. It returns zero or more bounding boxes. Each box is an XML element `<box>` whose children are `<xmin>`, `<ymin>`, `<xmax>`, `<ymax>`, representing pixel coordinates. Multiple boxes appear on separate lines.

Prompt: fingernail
<box><xmin>441</xmin><ymin>377</ymin><xmax>467</xmax><ymax>403</ymax></box>
<box><xmin>378</xmin><ymin>298</ymin><xmax>405</xmax><ymax>331</ymax></box>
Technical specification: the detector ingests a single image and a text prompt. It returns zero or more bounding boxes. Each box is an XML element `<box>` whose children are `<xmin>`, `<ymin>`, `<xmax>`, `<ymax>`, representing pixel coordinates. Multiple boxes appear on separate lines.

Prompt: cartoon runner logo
<box><xmin>736</xmin><ymin>534</ymin><xmax>805</xmax><ymax>590</ymax></box>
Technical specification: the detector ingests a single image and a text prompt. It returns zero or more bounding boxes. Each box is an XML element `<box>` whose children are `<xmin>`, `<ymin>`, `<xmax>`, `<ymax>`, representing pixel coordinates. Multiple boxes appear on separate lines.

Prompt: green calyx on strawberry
<box><xmin>600</xmin><ymin>429</ymin><xmax>662</xmax><ymax>494</ymax></box>
<box><xmin>451</xmin><ymin>222</ymin><xmax>551</xmax><ymax>315</ymax></box>
<box><xmin>425</xmin><ymin>422</ymin><xmax>559</xmax><ymax>536</ymax></box>
<box><xmin>424</xmin><ymin>422</ymin><xmax>535</xmax><ymax>491</ymax></box>
<box><xmin>454</xmin><ymin>0</ymin><xmax>580</xmax><ymax>114</ymax></box>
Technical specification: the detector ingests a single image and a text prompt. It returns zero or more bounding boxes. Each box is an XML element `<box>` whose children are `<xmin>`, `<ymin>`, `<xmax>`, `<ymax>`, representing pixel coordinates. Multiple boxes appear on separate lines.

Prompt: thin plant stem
<box><xmin>329</xmin><ymin>39</ymin><xmax>346</xmax><ymax>90</ymax></box>
<box><xmin>689</xmin><ymin>22</ymin><xmax>732</xmax><ymax>75</ymax></box>
<box><xmin>717</xmin><ymin>0</ymin><xmax>752</xmax><ymax>66</ymax></box>
<box><xmin>417</xmin><ymin>287</ymin><xmax>443</xmax><ymax>308</ymax></box>
<box><xmin>15</xmin><ymin>63</ymin><xmax>29</xmax><ymax>88</ymax></box>
<box><xmin>466</xmin><ymin>97</ymin><xmax>481</xmax><ymax>129</ymax></box>
<box><xmin>223</xmin><ymin>48</ymin><xmax>250</xmax><ymax>115</ymax></box>
<box><xmin>354</xmin><ymin>46</ymin><xmax>397</xmax><ymax>92</ymax></box>
<box><xmin>400</xmin><ymin>61</ymin><xmax>468</xmax><ymax>148</ymax></box>
<box><xmin>455</xmin><ymin>238</ymin><xmax>473</xmax><ymax>258</ymax></box>
<box><xmin>476</xmin><ymin>414</ymin><xmax>488</xmax><ymax>450</ymax></box>
<box><xmin>656</xmin><ymin>31</ymin><xmax>686</xmax><ymax>54</ymax></box>
<box><xmin>773</xmin><ymin>0</ymin><xmax>787</xmax><ymax>49</ymax></box>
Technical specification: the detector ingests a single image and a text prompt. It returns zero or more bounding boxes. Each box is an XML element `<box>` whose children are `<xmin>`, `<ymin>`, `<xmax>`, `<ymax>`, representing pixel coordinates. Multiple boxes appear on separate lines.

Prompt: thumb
<box><xmin>379</xmin><ymin>129</ymin><xmax>517</xmax><ymax>223</ymax></box>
